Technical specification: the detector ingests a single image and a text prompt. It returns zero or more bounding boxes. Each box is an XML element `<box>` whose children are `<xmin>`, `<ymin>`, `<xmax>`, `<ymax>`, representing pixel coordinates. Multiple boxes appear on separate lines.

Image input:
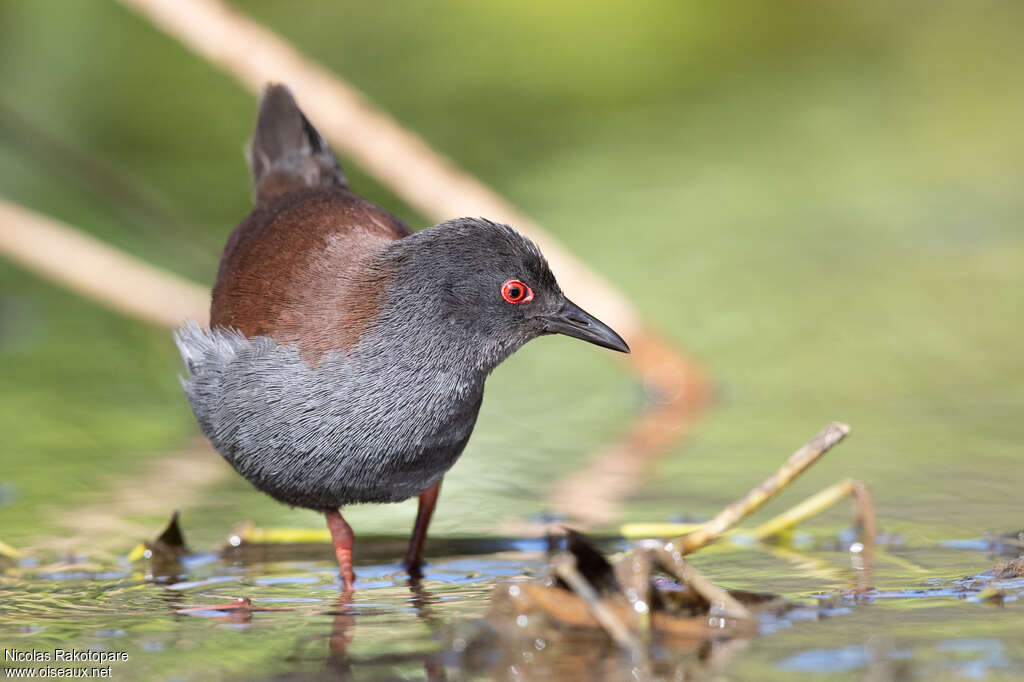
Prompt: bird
<box><xmin>174</xmin><ymin>84</ymin><xmax>629</xmax><ymax>589</ymax></box>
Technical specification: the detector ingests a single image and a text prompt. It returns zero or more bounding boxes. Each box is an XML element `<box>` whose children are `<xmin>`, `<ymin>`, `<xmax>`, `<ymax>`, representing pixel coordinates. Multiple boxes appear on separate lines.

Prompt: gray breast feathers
<box><xmin>174</xmin><ymin>322</ymin><xmax>482</xmax><ymax>509</ymax></box>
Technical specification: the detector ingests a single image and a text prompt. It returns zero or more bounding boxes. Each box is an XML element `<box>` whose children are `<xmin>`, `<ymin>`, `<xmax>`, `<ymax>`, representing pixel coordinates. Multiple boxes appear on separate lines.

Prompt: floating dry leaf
<box><xmin>127</xmin><ymin>510</ymin><xmax>188</xmax><ymax>569</ymax></box>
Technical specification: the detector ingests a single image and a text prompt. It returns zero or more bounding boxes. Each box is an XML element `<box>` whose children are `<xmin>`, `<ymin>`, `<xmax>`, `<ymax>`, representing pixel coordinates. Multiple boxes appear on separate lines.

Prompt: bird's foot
<box><xmin>403</xmin><ymin>556</ymin><xmax>425</xmax><ymax>580</ymax></box>
<box><xmin>325</xmin><ymin>509</ymin><xmax>357</xmax><ymax>591</ymax></box>
<box><xmin>339</xmin><ymin>566</ymin><xmax>356</xmax><ymax>592</ymax></box>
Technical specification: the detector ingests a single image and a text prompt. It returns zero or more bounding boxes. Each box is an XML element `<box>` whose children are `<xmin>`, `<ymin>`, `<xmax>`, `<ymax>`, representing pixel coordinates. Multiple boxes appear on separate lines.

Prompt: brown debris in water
<box><xmin>138</xmin><ymin>510</ymin><xmax>189</xmax><ymax>562</ymax></box>
<box><xmin>488</xmin><ymin>422</ymin><xmax>863</xmax><ymax>656</ymax></box>
<box><xmin>126</xmin><ymin>510</ymin><xmax>190</xmax><ymax>577</ymax></box>
<box><xmin>993</xmin><ymin>556</ymin><xmax>1024</xmax><ymax>579</ymax></box>
<box><xmin>152</xmin><ymin>510</ymin><xmax>188</xmax><ymax>555</ymax></box>
<box><xmin>176</xmin><ymin>596</ymin><xmax>292</xmax><ymax>623</ymax></box>
<box><xmin>489</xmin><ymin>529</ymin><xmax>765</xmax><ymax>651</ymax></box>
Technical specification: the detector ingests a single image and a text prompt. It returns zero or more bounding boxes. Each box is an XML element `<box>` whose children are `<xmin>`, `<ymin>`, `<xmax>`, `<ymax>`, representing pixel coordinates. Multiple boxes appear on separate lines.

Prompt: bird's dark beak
<box><xmin>541</xmin><ymin>298</ymin><xmax>630</xmax><ymax>353</ymax></box>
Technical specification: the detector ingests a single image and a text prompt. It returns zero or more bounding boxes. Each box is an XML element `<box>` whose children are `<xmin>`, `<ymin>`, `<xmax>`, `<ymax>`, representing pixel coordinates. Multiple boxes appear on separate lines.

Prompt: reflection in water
<box><xmin>0</xmin><ymin>539</ymin><xmax>1022</xmax><ymax>680</ymax></box>
<box><xmin>323</xmin><ymin>591</ymin><xmax>355</xmax><ymax>680</ymax></box>
<box><xmin>317</xmin><ymin>580</ymin><xmax>448</xmax><ymax>681</ymax></box>
<box><xmin>777</xmin><ymin>638</ymin><xmax>1013</xmax><ymax>679</ymax></box>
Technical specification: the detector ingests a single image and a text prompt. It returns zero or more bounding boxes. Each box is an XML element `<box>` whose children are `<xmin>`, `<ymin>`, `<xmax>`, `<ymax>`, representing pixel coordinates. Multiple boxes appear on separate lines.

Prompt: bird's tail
<box><xmin>248</xmin><ymin>84</ymin><xmax>347</xmax><ymax>206</ymax></box>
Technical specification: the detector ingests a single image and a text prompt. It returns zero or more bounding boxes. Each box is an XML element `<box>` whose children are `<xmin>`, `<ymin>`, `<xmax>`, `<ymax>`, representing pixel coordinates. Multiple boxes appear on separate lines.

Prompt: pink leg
<box><xmin>325</xmin><ymin>509</ymin><xmax>356</xmax><ymax>590</ymax></box>
<box><xmin>404</xmin><ymin>480</ymin><xmax>442</xmax><ymax>576</ymax></box>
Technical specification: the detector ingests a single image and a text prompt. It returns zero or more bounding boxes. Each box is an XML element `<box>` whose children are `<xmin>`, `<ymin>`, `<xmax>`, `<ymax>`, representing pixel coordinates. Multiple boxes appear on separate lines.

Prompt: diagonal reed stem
<box><xmin>672</xmin><ymin>422</ymin><xmax>851</xmax><ymax>554</ymax></box>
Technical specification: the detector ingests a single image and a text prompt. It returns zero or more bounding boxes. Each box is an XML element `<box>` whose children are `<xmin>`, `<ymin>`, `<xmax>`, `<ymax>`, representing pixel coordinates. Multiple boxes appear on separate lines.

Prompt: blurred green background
<box><xmin>1</xmin><ymin>0</ymin><xmax>1022</xmax><ymax>551</ymax></box>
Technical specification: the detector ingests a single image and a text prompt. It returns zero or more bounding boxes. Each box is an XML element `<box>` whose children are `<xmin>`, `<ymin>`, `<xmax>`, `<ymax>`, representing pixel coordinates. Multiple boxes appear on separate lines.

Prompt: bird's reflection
<box><xmin>310</xmin><ymin>576</ymin><xmax>750</xmax><ymax>681</ymax></box>
<box><xmin>317</xmin><ymin>577</ymin><xmax>447</xmax><ymax>681</ymax></box>
<box><xmin>322</xmin><ymin>587</ymin><xmax>356</xmax><ymax>679</ymax></box>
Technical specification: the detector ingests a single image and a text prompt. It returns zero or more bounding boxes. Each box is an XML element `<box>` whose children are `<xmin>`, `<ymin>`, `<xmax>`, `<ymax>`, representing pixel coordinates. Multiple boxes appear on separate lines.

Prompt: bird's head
<box><xmin>377</xmin><ymin>218</ymin><xmax>629</xmax><ymax>373</ymax></box>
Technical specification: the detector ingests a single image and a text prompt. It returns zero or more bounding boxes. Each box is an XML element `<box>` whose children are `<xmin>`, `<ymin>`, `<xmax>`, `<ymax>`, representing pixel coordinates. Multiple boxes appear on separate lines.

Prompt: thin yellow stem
<box><xmin>673</xmin><ymin>422</ymin><xmax>850</xmax><ymax>554</ymax></box>
<box><xmin>750</xmin><ymin>479</ymin><xmax>856</xmax><ymax>540</ymax></box>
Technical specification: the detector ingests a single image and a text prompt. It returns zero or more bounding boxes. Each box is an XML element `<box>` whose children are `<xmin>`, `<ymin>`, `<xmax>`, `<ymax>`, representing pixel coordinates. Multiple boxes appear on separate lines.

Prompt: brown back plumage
<box><xmin>210</xmin><ymin>85</ymin><xmax>413</xmax><ymax>360</ymax></box>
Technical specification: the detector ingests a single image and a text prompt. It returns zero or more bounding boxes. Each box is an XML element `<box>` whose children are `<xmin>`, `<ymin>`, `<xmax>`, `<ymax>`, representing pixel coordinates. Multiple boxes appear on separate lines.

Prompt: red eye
<box><xmin>501</xmin><ymin>279</ymin><xmax>534</xmax><ymax>304</ymax></box>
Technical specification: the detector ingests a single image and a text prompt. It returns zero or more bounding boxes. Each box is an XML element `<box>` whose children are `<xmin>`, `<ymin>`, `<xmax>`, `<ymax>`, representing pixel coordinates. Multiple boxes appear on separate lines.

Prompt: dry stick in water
<box><xmin>618</xmin><ymin>546</ymin><xmax>654</xmax><ymax>636</ymax></box>
<box><xmin>653</xmin><ymin>546</ymin><xmax>751</xmax><ymax>620</ymax></box>
<box><xmin>749</xmin><ymin>477</ymin><xmax>866</xmax><ymax>541</ymax></box>
<box><xmin>552</xmin><ymin>554</ymin><xmax>644</xmax><ymax>654</ymax></box>
<box><xmin>673</xmin><ymin>422</ymin><xmax>851</xmax><ymax>555</ymax></box>
<box><xmin>848</xmin><ymin>480</ymin><xmax>876</xmax><ymax>592</ymax></box>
